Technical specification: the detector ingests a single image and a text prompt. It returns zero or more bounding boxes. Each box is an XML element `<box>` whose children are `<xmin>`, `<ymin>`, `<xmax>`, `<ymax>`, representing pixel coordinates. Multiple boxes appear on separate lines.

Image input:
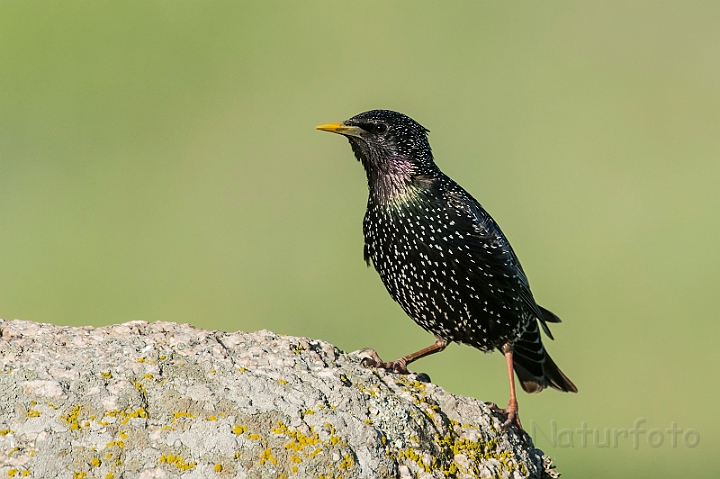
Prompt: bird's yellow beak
<box><xmin>315</xmin><ymin>122</ymin><xmax>364</xmax><ymax>138</ymax></box>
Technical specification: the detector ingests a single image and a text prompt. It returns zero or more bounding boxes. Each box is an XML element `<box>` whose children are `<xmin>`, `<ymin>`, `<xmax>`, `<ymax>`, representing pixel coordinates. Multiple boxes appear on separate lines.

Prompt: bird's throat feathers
<box><xmin>368</xmin><ymin>167</ymin><xmax>441</xmax><ymax>215</ymax></box>
<box><xmin>378</xmin><ymin>182</ymin><xmax>426</xmax><ymax>213</ymax></box>
<box><xmin>343</xmin><ymin>120</ymin><xmax>439</xmax><ymax>210</ymax></box>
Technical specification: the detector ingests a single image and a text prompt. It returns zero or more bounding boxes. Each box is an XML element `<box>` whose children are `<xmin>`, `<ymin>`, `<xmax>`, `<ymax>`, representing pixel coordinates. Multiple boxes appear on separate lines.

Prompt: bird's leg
<box><xmin>488</xmin><ymin>343</ymin><xmax>523</xmax><ymax>430</ymax></box>
<box><xmin>359</xmin><ymin>336</ymin><xmax>448</xmax><ymax>374</ymax></box>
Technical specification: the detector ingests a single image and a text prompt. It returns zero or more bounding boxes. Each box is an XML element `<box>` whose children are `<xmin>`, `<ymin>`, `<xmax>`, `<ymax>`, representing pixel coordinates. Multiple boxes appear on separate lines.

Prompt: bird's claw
<box><xmin>486</xmin><ymin>400</ymin><xmax>523</xmax><ymax>431</ymax></box>
<box><xmin>357</xmin><ymin>348</ymin><xmax>410</xmax><ymax>374</ymax></box>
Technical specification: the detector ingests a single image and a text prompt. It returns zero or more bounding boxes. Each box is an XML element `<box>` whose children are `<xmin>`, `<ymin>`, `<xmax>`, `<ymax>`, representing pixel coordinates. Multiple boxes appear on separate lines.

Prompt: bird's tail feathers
<box><xmin>512</xmin><ymin>321</ymin><xmax>577</xmax><ymax>394</ymax></box>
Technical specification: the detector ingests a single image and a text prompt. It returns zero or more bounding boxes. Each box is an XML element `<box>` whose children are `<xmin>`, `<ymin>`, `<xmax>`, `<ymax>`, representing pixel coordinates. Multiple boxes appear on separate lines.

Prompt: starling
<box><xmin>316</xmin><ymin>110</ymin><xmax>577</xmax><ymax>429</ymax></box>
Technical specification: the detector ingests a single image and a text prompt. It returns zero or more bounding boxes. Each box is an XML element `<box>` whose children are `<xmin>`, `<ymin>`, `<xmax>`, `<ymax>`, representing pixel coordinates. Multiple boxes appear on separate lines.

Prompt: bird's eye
<box><xmin>374</xmin><ymin>123</ymin><xmax>388</xmax><ymax>134</ymax></box>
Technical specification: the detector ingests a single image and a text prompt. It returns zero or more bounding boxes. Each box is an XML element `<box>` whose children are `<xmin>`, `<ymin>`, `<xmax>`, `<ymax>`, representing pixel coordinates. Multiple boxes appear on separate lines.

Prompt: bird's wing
<box><xmin>445</xmin><ymin>187</ymin><xmax>558</xmax><ymax>339</ymax></box>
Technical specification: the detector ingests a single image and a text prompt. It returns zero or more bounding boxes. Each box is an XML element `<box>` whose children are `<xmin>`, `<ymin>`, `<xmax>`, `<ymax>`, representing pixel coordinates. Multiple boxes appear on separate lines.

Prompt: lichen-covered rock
<box><xmin>0</xmin><ymin>319</ymin><xmax>558</xmax><ymax>478</ymax></box>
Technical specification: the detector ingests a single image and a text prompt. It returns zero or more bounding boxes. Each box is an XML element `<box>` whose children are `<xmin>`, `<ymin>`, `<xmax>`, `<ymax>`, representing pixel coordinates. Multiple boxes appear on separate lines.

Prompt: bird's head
<box><xmin>316</xmin><ymin>110</ymin><xmax>436</xmax><ymax>200</ymax></box>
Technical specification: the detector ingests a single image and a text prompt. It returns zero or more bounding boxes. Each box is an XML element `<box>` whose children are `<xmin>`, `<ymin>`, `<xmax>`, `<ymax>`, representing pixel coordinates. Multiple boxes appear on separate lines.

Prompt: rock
<box><xmin>0</xmin><ymin>319</ymin><xmax>559</xmax><ymax>478</ymax></box>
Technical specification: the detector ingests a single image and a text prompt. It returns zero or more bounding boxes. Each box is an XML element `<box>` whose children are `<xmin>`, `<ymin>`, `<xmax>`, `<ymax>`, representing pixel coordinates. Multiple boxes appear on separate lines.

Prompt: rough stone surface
<box><xmin>0</xmin><ymin>319</ymin><xmax>559</xmax><ymax>478</ymax></box>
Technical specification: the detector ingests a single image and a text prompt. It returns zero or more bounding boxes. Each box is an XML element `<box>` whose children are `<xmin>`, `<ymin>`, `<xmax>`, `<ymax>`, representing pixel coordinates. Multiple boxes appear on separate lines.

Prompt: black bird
<box><xmin>316</xmin><ymin>110</ymin><xmax>577</xmax><ymax>429</ymax></box>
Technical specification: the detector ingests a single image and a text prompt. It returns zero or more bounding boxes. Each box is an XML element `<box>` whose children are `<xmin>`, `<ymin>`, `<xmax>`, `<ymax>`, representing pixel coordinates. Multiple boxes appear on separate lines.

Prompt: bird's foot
<box><xmin>358</xmin><ymin>348</ymin><xmax>410</xmax><ymax>374</ymax></box>
<box><xmin>486</xmin><ymin>399</ymin><xmax>523</xmax><ymax>431</ymax></box>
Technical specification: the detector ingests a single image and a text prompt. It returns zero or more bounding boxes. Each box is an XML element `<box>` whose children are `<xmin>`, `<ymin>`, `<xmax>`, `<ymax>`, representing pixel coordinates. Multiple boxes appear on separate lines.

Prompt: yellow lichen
<box><xmin>357</xmin><ymin>384</ymin><xmax>378</xmax><ymax>397</ymax></box>
<box><xmin>271</xmin><ymin>421</ymin><xmax>321</xmax><ymax>453</ymax></box>
<box><xmin>120</xmin><ymin>407</ymin><xmax>148</xmax><ymax>424</ymax></box>
<box><xmin>0</xmin><ymin>429</ymin><xmax>12</xmax><ymax>436</ymax></box>
<box><xmin>8</xmin><ymin>469</ymin><xmax>17</xmax><ymax>478</ymax></box>
<box><xmin>384</xmin><ymin>379</ymin><xmax>518</xmax><ymax>478</ymax></box>
<box><xmin>62</xmin><ymin>405</ymin><xmax>82</xmax><ymax>430</ymax></box>
<box><xmin>26</xmin><ymin>409</ymin><xmax>41</xmax><ymax>418</ymax></box>
<box><xmin>258</xmin><ymin>448</ymin><xmax>277</xmax><ymax>466</ymax></box>
<box><xmin>306</xmin><ymin>447</ymin><xmax>322</xmax><ymax>458</ymax></box>
<box><xmin>159</xmin><ymin>454</ymin><xmax>196</xmax><ymax>471</ymax></box>
<box><xmin>338</xmin><ymin>454</ymin><xmax>354</xmax><ymax>470</ymax></box>
<box><xmin>232</xmin><ymin>425</ymin><xmax>247</xmax><ymax>435</ymax></box>
<box><xmin>91</xmin><ymin>458</ymin><xmax>101</xmax><ymax>467</ymax></box>
<box><xmin>214</xmin><ymin>464</ymin><xmax>223</xmax><ymax>472</ymax></box>
<box><xmin>329</xmin><ymin>435</ymin><xmax>345</xmax><ymax>446</ymax></box>
<box><xmin>132</xmin><ymin>380</ymin><xmax>147</xmax><ymax>396</ymax></box>
<box><xmin>171</xmin><ymin>411</ymin><xmax>195</xmax><ymax>421</ymax></box>
<box><xmin>100</xmin><ymin>371</ymin><xmax>112</xmax><ymax>379</ymax></box>
<box><xmin>105</xmin><ymin>440</ymin><xmax>125</xmax><ymax>449</ymax></box>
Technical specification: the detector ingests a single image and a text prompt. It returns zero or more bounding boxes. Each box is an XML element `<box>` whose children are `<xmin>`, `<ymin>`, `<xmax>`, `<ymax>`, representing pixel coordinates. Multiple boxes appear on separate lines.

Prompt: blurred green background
<box><xmin>1</xmin><ymin>1</ymin><xmax>718</xmax><ymax>477</ymax></box>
